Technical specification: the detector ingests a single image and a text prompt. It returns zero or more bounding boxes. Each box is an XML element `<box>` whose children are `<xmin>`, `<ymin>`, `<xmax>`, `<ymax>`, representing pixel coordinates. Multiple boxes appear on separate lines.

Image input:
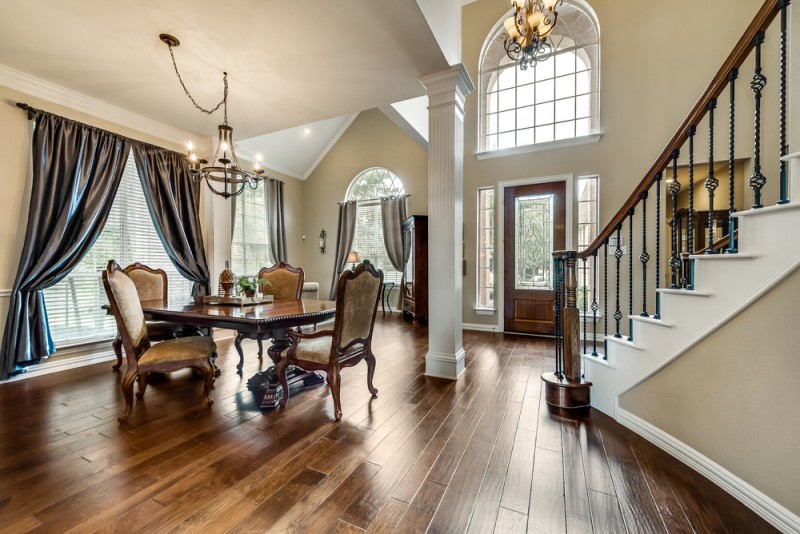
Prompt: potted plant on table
<box><xmin>236</xmin><ymin>276</ymin><xmax>259</xmax><ymax>298</ymax></box>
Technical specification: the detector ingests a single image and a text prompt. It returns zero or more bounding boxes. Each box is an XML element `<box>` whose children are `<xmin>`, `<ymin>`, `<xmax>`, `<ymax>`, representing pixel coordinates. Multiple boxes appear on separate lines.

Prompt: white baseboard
<box><xmin>2</xmin><ymin>350</ymin><xmax>117</xmax><ymax>383</ymax></box>
<box><xmin>463</xmin><ymin>322</ymin><xmax>501</xmax><ymax>332</ymax></box>
<box><xmin>616</xmin><ymin>407</ymin><xmax>800</xmax><ymax>534</ymax></box>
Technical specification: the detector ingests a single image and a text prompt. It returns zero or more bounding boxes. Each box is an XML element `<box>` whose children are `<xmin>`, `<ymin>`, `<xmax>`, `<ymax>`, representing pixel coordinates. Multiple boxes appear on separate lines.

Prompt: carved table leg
<box><xmin>235</xmin><ymin>332</ymin><xmax>246</xmax><ymax>373</ymax></box>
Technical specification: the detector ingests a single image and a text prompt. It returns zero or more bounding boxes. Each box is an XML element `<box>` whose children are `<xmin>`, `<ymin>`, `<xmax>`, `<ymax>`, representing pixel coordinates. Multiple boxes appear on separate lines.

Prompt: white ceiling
<box><xmin>0</xmin><ymin>0</ymin><xmax>450</xmax><ymax>144</ymax></box>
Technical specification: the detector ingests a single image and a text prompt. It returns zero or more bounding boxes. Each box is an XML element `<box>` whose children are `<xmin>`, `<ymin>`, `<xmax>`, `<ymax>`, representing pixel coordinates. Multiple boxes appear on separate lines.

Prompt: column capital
<box><xmin>420</xmin><ymin>64</ymin><xmax>475</xmax><ymax>112</ymax></box>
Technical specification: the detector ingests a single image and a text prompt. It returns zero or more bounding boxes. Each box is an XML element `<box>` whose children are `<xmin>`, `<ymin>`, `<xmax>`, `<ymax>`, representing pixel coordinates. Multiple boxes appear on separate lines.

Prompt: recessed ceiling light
<box><xmin>303</xmin><ymin>127</ymin><xmax>311</xmax><ymax>135</ymax></box>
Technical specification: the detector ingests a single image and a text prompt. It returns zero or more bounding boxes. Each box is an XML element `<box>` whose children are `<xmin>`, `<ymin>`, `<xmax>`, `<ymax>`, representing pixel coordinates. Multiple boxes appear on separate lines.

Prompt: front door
<box><xmin>503</xmin><ymin>181</ymin><xmax>566</xmax><ymax>335</ymax></box>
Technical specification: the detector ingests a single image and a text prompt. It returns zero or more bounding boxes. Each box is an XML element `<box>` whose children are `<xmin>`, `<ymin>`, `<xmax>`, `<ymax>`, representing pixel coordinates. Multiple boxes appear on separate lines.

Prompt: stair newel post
<box><xmin>603</xmin><ymin>238</ymin><xmax>608</xmax><ymax>359</ymax></box>
<box><xmin>777</xmin><ymin>0</ymin><xmax>790</xmax><ymax>204</ymax></box>
<box><xmin>591</xmin><ymin>250</ymin><xmax>599</xmax><ymax>357</ymax></box>
<box><xmin>640</xmin><ymin>190</ymin><xmax>650</xmax><ymax>317</ymax></box>
<box><xmin>628</xmin><ymin>208</ymin><xmax>634</xmax><ymax>340</ymax></box>
<box><xmin>542</xmin><ymin>251</ymin><xmax>591</xmax><ymax>409</ymax></box>
<box><xmin>669</xmin><ymin>150</ymin><xmax>682</xmax><ymax>288</ymax></box>
<box><xmin>727</xmin><ymin>69</ymin><xmax>739</xmax><ymax>253</ymax></box>
<box><xmin>582</xmin><ymin>256</ymin><xmax>588</xmax><ymax>355</ymax></box>
<box><xmin>706</xmin><ymin>99</ymin><xmax>719</xmax><ymax>254</ymax></box>
<box><xmin>613</xmin><ymin>225</ymin><xmax>623</xmax><ymax>338</ymax></box>
<box><xmin>655</xmin><ymin>172</ymin><xmax>662</xmax><ymax>319</ymax></box>
<box><xmin>750</xmin><ymin>30</ymin><xmax>768</xmax><ymax>209</ymax></box>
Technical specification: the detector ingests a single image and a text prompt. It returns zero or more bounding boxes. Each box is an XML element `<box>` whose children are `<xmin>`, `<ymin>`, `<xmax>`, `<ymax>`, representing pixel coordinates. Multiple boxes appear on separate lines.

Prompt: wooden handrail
<box><xmin>695</xmin><ymin>229</ymin><xmax>739</xmax><ymax>255</ymax></box>
<box><xmin>578</xmin><ymin>0</ymin><xmax>782</xmax><ymax>259</ymax></box>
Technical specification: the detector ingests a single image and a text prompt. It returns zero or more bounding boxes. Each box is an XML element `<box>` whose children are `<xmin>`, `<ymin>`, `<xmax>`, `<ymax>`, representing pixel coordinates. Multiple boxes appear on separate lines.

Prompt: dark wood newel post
<box><xmin>543</xmin><ymin>250</ymin><xmax>592</xmax><ymax>409</ymax></box>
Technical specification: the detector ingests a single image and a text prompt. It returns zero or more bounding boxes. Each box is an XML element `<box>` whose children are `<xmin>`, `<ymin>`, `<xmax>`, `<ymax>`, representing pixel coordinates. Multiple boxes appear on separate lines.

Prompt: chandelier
<box><xmin>503</xmin><ymin>0</ymin><xmax>562</xmax><ymax>70</ymax></box>
<box><xmin>160</xmin><ymin>34</ymin><xmax>264</xmax><ymax>199</ymax></box>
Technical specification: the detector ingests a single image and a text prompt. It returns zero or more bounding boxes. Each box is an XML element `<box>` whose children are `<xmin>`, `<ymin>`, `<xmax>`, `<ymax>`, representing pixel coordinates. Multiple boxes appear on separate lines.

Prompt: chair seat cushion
<box><xmin>146</xmin><ymin>321</ymin><xmax>182</xmax><ymax>339</ymax></box>
<box><xmin>293</xmin><ymin>335</ymin><xmax>363</xmax><ymax>364</ymax></box>
<box><xmin>139</xmin><ymin>336</ymin><xmax>216</xmax><ymax>366</ymax></box>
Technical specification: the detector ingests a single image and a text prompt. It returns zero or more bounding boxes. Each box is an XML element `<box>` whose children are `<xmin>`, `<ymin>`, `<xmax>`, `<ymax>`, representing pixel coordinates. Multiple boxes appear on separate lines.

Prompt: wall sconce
<box><xmin>319</xmin><ymin>229</ymin><xmax>327</xmax><ymax>254</ymax></box>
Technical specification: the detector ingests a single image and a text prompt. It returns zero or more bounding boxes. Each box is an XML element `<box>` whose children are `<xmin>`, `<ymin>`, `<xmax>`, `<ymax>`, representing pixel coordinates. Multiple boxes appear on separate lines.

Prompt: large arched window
<box><xmin>346</xmin><ymin>167</ymin><xmax>405</xmax><ymax>283</ymax></box>
<box><xmin>479</xmin><ymin>0</ymin><xmax>600</xmax><ymax>153</ymax></box>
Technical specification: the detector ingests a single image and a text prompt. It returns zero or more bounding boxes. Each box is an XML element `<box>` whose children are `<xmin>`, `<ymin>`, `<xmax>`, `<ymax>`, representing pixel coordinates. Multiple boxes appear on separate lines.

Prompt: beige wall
<box><xmin>298</xmin><ymin>108</ymin><xmax>428</xmax><ymax>299</ymax></box>
<box><xmin>0</xmin><ymin>84</ymin><xmax>207</xmax><ymax>345</ymax></box>
<box><xmin>460</xmin><ymin>0</ymin><xmax>782</xmax><ymax>327</ymax></box>
<box><xmin>619</xmin><ymin>266</ymin><xmax>800</xmax><ymax>517</ymax></box>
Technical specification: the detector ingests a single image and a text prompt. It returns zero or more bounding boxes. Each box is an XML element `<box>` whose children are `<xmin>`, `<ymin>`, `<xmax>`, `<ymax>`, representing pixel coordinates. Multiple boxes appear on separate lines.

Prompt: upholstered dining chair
<box><xmin>103</xmin><ymin>260</ymin><xmax>216</xmax><ymax>423</ymax></box>
<box><xmin>250</xmin><ymin>262</ymin><xmax>305</xmax><ymax>362</ymax></box>
<box><xmin>110</xmin><ymin>263</ymin><xmax>184</xmax><ymax>371</ymax></box>
<box><xmin>276</xmin><ymin>261</ymin><xmax>383</xmax><ymax>421</ymax></box>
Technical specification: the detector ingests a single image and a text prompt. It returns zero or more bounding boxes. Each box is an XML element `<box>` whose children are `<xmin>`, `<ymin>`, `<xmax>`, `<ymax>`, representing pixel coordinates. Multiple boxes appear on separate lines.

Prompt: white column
<box><xmin>420</xmin><ymin>65</ymin><xmax>474</xmax><ymax>380</ymax></box>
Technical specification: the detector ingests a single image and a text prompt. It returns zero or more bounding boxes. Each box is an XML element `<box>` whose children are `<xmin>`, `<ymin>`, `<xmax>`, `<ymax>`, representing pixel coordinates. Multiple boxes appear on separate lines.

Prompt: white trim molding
<box><xmin>617</xmin><ymin>408</ymin><xmax>800</xmax><ymax>534</ymax></box>
<box><xmin>476</xmin><ymin>133</ymin><xmax>603</xmax><ymax>160</ymax></box>
<box><xmin>463</xmin><ymin>322</ymin><xmax>501</xmax><ymax>332</ymax></box>
<box><xmin>0</xmin><ymin>63</ymin><xmax>198</xmax><ymax>146</ymax></box>
<box><xmin>0</xmin><ymin>289</ymin><xmax>11</xmax><ymax>298</ymax></box>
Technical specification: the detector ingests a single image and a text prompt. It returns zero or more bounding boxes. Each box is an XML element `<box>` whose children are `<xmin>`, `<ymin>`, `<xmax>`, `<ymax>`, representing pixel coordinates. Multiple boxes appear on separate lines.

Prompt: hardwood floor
<box><xmin>0</xmin><ymin>315</ymin><xmax>775</xmax><ymax>533</ymax></box>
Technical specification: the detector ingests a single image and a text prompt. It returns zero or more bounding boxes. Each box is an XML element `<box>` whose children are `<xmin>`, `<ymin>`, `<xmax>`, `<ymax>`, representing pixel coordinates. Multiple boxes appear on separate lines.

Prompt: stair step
<box><xmin>689</xmin><ymin>253</ymin><xmax>758</xmax><ymax>261</ymax></box>
<box><xmin>628</xmin><ymin>315</ymin><xmax>674</xmax><ymax>327</ymax></box>
<box><xmin>656</xmin><ymin>288</ymin><xmax>712</xmax><ymax>297</ymax></box>
<box><xmin>606</xmin><ymin>335</ymin><xmax>645</xmax><ymax>351</ymax></box>
<box><xmin>582</xmin><ymin>353</ymin><xmax>616</xmax><ymax>369</ymax></box>
<box><xmin>732</xmin><ymin>202</ymin><xmax>800</xmax><ymax>218</ymax></box>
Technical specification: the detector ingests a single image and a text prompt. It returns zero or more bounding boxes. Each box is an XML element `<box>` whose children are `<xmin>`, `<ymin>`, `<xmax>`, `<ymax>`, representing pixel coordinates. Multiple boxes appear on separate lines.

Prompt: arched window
<box><xmin>479</xmin><ymin>0</ymin><xmax>600</xmax><ymax>153</ymax></box>
<box><xmin>346</xmin><ymin>167</ymin><xmax>405</xmax><ymax>282</ymax></box>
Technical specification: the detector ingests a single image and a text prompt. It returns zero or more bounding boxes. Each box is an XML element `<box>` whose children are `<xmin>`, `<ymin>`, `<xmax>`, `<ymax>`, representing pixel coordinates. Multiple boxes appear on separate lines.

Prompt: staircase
<box><xmin>542</xmin><ymin>0</ymin><xmax>800</xmax><ymax>530</ymax></box>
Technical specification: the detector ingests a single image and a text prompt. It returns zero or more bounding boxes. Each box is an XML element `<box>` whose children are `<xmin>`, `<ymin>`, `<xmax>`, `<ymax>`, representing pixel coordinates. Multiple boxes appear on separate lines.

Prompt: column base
<box><xmin>542</xmin><ymin>372</ymin><xmax>592</xmax><ymax>409</ymax></box>
<box><xmin>425</xmin><ymin>349</ymin><xmax>466</xmax><ymax>380</ymax></box>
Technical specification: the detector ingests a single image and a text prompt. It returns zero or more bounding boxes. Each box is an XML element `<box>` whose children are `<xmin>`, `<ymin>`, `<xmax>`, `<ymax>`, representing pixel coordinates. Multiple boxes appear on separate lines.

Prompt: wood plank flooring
<box><xmin>0</xmin><ymin>315</ymin><xmax>776</xmax><ymax>533</ymax></box>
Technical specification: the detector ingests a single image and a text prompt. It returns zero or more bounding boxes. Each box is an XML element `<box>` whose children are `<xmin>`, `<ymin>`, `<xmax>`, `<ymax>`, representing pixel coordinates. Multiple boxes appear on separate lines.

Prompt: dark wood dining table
<box><xmin>135</xmin><ymin>298</ymin><xmax>337</xmax><ymax>408</ymax></box>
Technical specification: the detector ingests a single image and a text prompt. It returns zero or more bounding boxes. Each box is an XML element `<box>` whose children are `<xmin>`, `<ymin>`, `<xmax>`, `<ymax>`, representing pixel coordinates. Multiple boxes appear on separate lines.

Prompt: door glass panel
<box><xmin>515</xmin><ymin>193</ymin><xmax>554</xmax><ymax>290</ymax></box>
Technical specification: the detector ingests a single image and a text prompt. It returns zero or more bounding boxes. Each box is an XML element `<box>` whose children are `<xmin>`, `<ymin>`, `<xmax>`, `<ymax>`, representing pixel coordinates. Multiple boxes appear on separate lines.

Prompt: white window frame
<box><xmin>475</xmin><ymin>187</ymin><xmax>496</xmax><ymax>314</ymax></box>
<box><xmin>476</xmin><ymin>0</ymin><xmax>601</xmax><ymax>158</ymax></box>
<box><xmin>231</xmin><ymin>182</ymin><xmax>270</xmax><ymax>282</ymax></box>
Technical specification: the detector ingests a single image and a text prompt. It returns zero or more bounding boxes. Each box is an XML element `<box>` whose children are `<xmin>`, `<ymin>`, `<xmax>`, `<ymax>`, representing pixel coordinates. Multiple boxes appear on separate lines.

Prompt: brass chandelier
<box><xmin>160</xmin><ymin>33</ymin><xmax>264</xmax><ymax>199</ymax></box>
<box><xmin>503</xmin><ymin>0</ymin><xmax>562</xmax><ymax>70</ymax></box>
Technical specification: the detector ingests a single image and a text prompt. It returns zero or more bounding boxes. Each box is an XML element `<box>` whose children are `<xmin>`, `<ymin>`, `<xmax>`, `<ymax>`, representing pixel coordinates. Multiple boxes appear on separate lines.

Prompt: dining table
<box><xmin>135</xmin><ymin>297</ymin><xmax>337</xmax><ymax>408</ymax></box>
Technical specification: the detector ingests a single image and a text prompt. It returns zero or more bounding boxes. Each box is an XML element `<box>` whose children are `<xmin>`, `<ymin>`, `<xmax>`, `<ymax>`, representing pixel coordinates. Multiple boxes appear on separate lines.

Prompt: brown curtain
<box><xmin>329</xmin><ymin>201</ymin><xmax>358</xmax><ymax>300</ymax></box>
<box><xmin>131</xmin><ymin>142</ymin><xmax>211</xmax><ymax>296</ymax></box>
<box><xmin>265</xmin><ymin>178</ymin><xmax>287</xmax><ymax>263</ymax></box>
<box><xmin>0</xmin><ymin>110</ymin><xmax>130</xmax><ymax>379</ymax></box>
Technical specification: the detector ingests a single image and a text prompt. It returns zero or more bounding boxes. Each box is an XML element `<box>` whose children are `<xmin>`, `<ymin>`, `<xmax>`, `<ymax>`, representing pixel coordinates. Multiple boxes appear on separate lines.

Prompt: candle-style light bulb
<box><xmin>188</xmin><ymin>141</ymin><xmax>194</xmax><ymax>152</ymax></box>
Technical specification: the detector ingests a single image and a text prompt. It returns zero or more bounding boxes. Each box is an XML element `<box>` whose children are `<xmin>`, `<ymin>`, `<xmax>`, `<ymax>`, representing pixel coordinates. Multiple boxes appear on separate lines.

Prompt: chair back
<box><xmin>103</xmin><ymin>260</ymin><xmax>150</xmax><ymax>361</ymax></box>
<box><xmin>258</xmin><ymin>262</ymin><xmax>304</xmax><ymax>300</ymax></box>
<box><xmin>124</xmin><ymin>263</ymin><xmax>168</xmax><ymax>305</ymax></box>
<box><xmin>333</xmin><ymin>261</ymin><xmax>383</xmax><ymax>351</ymax></box>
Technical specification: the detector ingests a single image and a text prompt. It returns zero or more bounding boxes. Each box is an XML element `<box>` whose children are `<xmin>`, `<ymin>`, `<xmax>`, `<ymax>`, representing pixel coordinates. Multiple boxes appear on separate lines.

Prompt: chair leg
<box><xmin>234</xmin><ymin>332</ymin><xmax>245</xmax><ymax>373</ymax></box>
<box><xmin>111</xmin><ymin>335</ymin><xmax>123</xmax><ymax>371</ymax></box>
<box><xmin>257</xmin><ymin>338</ymin><xmax>263</xmax><ymax>359</ymax></box>
<box><xmin>328</xmin><ymin>370</ymin><xmax>342</xmax><ymax>421</ymax></box>
<box><xmin>201</xmin><ymin>362</ymin><xmax>215</xmax><ymax>408</ymax></box>
<box><xmin>136</xmin><ymin>372</ymin><xmax>149</xmax><ymax>399</ymax></box>
<box><xmin>118</xmin><ymin>371</ymin><xmax>137</xmax><ymax>423</ymax></box>
<box><xmin>365</xmin><ymin>351</ymin><xmax>378</xmax><ymax>397</ymax></box>
<box><xmin>276</xmin><ymin>358</ymin><xmax>290</xmax><ymax>408</ymax></box>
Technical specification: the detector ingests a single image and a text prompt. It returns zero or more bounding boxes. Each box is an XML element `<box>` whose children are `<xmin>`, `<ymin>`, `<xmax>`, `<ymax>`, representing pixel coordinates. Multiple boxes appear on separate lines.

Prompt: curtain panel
<box><xmin>265</xmin><ymin>178</ymin><xmax>287</xmax><ymax>264</ymax></box>
<box><xmin>131</xmin><ymin>142</ymin><xmax>211</xmax><ymax>296</ymax></box>
<box><xmin>329</xmin><ymin>201</ymin><xmax>358</xmax><ymax>300</ymax></box>
<box><xmin>0</xmin><ymin>111</ymin><xmax>130</xmax><ymax>379</ymax></box>
<box><xmin>381</xmin><ymin>196</ymin><xmax>408</xmax><ymax>308</ymax></box>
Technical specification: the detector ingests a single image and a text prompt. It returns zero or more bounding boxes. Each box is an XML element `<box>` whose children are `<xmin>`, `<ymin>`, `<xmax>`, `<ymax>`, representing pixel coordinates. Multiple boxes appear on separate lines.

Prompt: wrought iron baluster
<box><xmin>687</xmin><ymin>126</ymin><xmax>696</xmax><ymax>289</ymax></box>
<box><xmin>613</xmin><ymin>226</ymin><xmax>623</xmax><ymax>338</ymax></box>
<box><xmin>655</xmin><ymin>172</ymin><xmax>662</xmax><ymax>319</ymax></box>
<box><xmin>640</xmin><ymin>190</ymin><xmax>649</xmax><ymax>316</ymax></box>
<box><xmin>706</xmin><ymin>99</ymin><xmax>719</xmax><ymax>254</ymax></box>
<box><xmin>628</xmin><ymin>208</ymin><xmax>634</xmax><ymax>340</ymax></box>
<box><xmin>778</xmin><ymin>0</ymin><xmax>790</xmax><ymax>204</ymax></box>
<box><xmin>591</xmin><ymin>250</ymin><xmax>598</xmax><ymax>356</ymax></box>
<box><xmin>727</xmin><ymin>69</ymin><xmax>739</xmax><ymax>253</ymax></box>
<box><xmin>582</xmin><ymin>257</ymin><xmax>587</xmax><ymax>355</ymax></box>
<box><xmin>603</xmin><ymin>238</ymin><xmax>608</xmax><ymax>359</ymax></box>
<box><xmin>669</xmin><ymin>150</ymin><xmax>681</xmax><ymax>288</ymax></box>
<box><xmin>750</xmin><ymin>31</ymin><xmax>767</xmax><ymax>208</ymax></box>
<box><xmin>553</xmin><ymin>255</ymin><xmax>562</xmax><ymax>376</ymax></box>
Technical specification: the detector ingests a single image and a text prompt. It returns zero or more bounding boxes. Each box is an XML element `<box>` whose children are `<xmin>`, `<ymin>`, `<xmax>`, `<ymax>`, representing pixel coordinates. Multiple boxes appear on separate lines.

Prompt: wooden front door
<box><xmin>504</xmin><ymin>181</ymin><xmax>566</xmax><ymax>335</ymax></box>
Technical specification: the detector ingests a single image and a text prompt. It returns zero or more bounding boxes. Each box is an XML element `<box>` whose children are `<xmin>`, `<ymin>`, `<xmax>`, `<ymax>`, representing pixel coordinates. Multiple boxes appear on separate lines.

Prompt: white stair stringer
<box><xmin>582</xmin><ymin>202</ymin><xmax>800</xmax><ymax>419</ymax></box>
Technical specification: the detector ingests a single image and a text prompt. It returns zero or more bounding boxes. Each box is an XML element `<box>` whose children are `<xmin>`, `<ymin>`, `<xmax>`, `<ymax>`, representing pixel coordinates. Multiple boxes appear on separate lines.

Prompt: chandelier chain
<box><xmin>167</xmin><ymin>44</ymin><xmax>228</xmax><ymax>123</ymax></box>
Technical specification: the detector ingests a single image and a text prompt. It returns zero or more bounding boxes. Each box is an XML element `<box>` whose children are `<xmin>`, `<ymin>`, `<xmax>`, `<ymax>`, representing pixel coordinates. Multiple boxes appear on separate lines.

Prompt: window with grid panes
<box><xmin>479</xmin><ymin>0</ymin><xmax>600</xmax><ymax>152</ymax></box>
<box><xmin>42</xmin><ymin>152</ymin><xmax>195</xmax><ymax>347</ymax></box>
<box><xmin>476</xmin><ymin>188</ymin><xmax>495</xmax><ymax>309</ymax></box>
<box><xmin>231</xmin><ymin>182</ymin><xmax>270</xmax><ymax>281</ymax></box>
<box><xmin>577</xmin><ymin>175</ymin><xmax>598</xmax><ymax>310</ymax></box>
<box><xmin>345</xmin><ymin>168</ymin><xmax>405</xmax><ymax>284</ymax></box>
